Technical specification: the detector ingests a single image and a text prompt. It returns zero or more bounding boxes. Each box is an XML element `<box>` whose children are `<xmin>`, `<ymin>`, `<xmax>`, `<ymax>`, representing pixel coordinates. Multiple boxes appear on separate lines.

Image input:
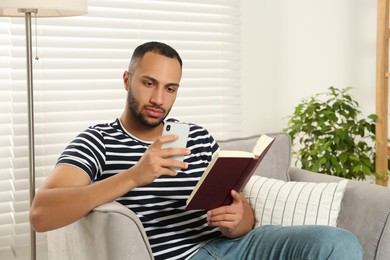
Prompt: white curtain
<box><xmin>0</xmin><ymin>0</ymin><xmax>241</xmax><ymax>258</ymax></box>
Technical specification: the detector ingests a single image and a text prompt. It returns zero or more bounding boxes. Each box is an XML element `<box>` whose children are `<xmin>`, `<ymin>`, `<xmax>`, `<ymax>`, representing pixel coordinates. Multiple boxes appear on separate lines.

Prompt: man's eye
<box><xmin>166</xmin><ymin>86</ymin><xmax>177</xmax><ymax>93</ymax></box>
<box><xmin>144</xmin><ymin>81</ymin><xmax>155</xmax><ymax>87</ymax></box>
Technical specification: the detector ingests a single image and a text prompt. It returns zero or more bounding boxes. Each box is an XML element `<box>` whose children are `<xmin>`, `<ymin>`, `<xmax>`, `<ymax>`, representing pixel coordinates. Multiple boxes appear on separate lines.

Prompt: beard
<box><xmin>126</xmin><ymin>86</ymin><xmax>170</xmax><ymax>128</ymax></box>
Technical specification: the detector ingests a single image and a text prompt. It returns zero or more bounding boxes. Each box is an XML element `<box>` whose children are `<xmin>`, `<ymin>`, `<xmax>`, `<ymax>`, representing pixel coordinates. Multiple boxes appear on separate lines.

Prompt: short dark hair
<box><xmin>128</xmin><ymin>41</ymin><xmax>183</xmax><ymax>73</ymax></box>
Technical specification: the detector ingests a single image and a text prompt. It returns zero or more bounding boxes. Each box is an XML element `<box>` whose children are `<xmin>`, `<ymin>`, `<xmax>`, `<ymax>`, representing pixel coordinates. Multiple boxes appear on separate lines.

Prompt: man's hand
<box><xmin>207</xmin><ymin>190</ymin><xmax>254</xmax><ymax>238</ymax></box>
<box><xmin>130</xmin><ymin>134</ymin><xmax>190</xmax><ymax>187</ymax></box>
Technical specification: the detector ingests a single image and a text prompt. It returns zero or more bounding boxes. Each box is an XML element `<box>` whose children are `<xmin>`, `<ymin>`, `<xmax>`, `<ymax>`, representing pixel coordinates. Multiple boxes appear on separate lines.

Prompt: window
<box><xmin>0</xmin><ymin>0</ymin><xmax>241</xmax><ymax>258</ymax></box>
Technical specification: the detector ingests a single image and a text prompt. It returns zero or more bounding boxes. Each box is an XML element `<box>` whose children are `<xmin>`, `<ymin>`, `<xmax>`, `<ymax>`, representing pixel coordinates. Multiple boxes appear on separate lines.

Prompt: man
<box><xmin>30</xmin><ymin>41</ymin><xmax>362</xmax><ymax>259</ymax></box>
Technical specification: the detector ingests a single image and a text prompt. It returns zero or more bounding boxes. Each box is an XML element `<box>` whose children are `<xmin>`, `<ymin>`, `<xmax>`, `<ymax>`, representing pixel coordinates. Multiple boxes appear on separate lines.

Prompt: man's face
<box><xmin>125</xmin><ymin>52</ymin><xmax>181</xmax><ymax>128</ymax></box>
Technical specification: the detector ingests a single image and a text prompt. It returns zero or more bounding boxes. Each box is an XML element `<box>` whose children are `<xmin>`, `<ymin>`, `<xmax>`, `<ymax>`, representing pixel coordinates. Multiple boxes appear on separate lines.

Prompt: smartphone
<box><xmin>162</xmin><ymin>122</ymin><xmax>190</xmax><ymax>162</ymax></box>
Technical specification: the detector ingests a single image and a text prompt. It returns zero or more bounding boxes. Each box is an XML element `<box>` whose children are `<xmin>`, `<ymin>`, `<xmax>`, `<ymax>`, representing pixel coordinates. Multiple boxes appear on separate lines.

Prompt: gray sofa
<box><xmin>47</xmin><ymin>133</ymin><xmax>390</xmax><ymax>260</ymax></box>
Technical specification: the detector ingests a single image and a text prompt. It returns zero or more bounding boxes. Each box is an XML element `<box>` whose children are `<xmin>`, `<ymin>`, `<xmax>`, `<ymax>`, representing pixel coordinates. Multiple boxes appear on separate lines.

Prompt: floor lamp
<box><xmin>0</xmin><ymin>1</ymin><xmax>87</xmax><ymax>259</ymax></box>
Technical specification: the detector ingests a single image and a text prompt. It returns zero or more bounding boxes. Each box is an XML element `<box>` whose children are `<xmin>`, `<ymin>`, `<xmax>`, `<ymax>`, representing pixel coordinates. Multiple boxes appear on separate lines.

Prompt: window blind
<box><xmin>0</xmin><ymin>0</ymin><xmax>241</xmax><ymax>258</ymax></box>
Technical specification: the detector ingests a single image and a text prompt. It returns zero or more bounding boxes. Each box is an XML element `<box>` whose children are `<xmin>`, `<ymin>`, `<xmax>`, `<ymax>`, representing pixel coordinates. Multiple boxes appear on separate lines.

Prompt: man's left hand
<box><xmin>207</xmin><ymin>190</ymin><xmax>253</xmax><ymax>238</ymax></box>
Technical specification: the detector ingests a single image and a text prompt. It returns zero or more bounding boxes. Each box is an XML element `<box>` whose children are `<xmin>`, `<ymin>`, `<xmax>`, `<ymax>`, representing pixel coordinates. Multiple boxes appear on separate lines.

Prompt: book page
<box><xmin>251</xmin><ymin>135</ymin><xmax>275</xmax><ymax>157</ymax></box>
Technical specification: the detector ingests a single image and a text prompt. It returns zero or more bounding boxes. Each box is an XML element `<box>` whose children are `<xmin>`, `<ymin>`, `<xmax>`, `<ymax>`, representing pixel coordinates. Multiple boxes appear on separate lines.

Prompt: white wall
<box><xmin>241</xmin><ymin>0</ymin><xmax>377</xmax><ymax>136</ymax></box>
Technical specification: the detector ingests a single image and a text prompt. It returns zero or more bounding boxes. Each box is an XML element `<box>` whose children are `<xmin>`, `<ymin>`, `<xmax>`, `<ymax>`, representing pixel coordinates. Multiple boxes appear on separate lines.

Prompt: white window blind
<box><xmin>0</xmin><ymin>0</ymin><xmax>241</xmax><ymax>258</ymax></box>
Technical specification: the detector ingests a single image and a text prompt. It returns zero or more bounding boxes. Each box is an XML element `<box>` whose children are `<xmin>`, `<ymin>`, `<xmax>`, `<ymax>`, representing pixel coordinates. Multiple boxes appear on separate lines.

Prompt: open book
<box><xmin>186</xmin><ymin>135</ymin><xmax>275</xmax><ymax>210</ymax></box>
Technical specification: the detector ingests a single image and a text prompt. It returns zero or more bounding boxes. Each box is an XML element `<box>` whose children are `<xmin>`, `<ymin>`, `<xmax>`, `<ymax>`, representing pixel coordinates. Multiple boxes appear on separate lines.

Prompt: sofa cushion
<box><xmin>217</xmin><ymin>133</ymin><xmax>291</xmax><ymax>181</ymax></box>
<box><xmin>243</xmin><ymin>176</ymin><xmax>348</xmax><ymax>227</ymax></box>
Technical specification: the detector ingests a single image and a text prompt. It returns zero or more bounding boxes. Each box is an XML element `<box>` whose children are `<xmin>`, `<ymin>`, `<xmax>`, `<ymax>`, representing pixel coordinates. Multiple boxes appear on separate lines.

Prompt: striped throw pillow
<box><xmin>243</xmin><ymin>176</ymin><xmax>348</xmax><ymax>227</ymax></box>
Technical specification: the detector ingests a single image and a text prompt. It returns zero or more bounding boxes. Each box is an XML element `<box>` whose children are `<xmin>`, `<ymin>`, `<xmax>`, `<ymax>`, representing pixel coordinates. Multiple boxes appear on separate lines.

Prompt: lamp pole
<box><xmin>21</xmin><ymin>9</ymin><xmax>37</xmax><ymax>260</ymax></box>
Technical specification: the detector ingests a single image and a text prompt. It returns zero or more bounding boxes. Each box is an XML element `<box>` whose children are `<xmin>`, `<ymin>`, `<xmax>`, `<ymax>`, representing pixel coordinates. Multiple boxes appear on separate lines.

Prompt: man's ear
<box><xmin>123</xmin><ymin>71</ymin><xmax>130</xmax><ymax>90</ymax></box>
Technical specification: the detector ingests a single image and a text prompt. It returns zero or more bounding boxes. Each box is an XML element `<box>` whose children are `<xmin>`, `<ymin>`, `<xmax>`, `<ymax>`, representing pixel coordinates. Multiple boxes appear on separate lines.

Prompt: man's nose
<box><xmin>150</xmin><ymin>87</ymin><xmax>163</xmax><ymax>106</ymax></box>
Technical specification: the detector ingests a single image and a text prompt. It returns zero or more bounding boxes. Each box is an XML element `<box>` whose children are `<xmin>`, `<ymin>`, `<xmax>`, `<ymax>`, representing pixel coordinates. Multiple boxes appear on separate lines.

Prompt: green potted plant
<box><xmin>284</xmin><ymin>86</ymin><xmax>377</xmax><ymax>180</ymax></box>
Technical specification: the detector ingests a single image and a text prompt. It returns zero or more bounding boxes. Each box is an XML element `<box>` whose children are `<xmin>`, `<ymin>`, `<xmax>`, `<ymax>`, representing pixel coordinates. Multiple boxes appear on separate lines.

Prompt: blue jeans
<box><xmin>190</xmin><ymin>225</ymin><xmax>363</xmax><ymax>260</ymax></box>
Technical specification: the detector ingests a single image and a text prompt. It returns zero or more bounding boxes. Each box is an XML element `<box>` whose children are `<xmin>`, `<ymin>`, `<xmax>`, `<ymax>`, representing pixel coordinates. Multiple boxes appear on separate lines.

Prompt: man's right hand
<box><xmin>129</xmin><ymin>134</ymin><xmax>190</xmax><ymax>187</ymax></box>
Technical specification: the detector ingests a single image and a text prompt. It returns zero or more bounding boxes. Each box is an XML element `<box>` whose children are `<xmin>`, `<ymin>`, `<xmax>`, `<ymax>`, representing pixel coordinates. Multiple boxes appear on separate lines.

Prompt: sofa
<box><xmin>47</xmin><ymin>133</ymin><xmax>390</xmax><ymax>260</ymax></box>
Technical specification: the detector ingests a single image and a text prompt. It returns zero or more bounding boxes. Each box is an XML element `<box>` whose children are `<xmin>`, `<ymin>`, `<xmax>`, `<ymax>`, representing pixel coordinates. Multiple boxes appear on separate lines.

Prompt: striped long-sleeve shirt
<box><xmin>57</xmin><ymin>118</ymin><xmax>221</xmax><ymax>259</ymax></box>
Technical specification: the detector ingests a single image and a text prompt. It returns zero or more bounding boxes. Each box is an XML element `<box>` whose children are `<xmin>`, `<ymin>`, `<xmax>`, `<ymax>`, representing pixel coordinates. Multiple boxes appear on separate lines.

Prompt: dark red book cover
<box><xmin>186</xmin><ymin>135</ymin><xmax>274</xmax><ymax>210</ymax></box>
<box><xmin>186</xmin><ymin>157</ymin><xmax>253</xmax><ymax>210</ymax></box>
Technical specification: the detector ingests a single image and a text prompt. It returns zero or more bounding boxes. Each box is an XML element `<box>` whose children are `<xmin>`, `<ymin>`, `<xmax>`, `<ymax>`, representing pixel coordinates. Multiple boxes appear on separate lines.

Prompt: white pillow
<box><xmin>243</xmin><ymin>176</ymin><xmax>348</xmax><ymax>227</ymax></box>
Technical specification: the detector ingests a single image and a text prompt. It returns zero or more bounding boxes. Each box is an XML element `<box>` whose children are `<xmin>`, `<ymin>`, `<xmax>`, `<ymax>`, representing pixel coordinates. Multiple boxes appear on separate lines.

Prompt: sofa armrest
<box><xmin>47</xmin><ymin>201</ymin><xmax>154</xmax><ymax>260</ymax></box>
<box><xmin>289</xmin><ymin>167</ymin><xmax>390</xmax><ymax>260</ymax></box>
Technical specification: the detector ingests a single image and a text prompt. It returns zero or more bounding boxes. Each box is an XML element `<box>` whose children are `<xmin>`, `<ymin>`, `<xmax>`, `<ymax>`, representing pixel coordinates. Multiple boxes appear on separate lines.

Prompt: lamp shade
<box><xmin>0</xmin><ymin>0</ymin><xmax>88</xmax><ymax>17</ymax></box>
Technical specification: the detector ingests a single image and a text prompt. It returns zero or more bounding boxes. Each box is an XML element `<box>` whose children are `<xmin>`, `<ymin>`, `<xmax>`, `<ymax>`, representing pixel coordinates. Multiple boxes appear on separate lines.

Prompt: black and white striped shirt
<box><xmin>57</xmin><ymin>118</ymin><xmax>221</xmax><ymax>259</ymax></box>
